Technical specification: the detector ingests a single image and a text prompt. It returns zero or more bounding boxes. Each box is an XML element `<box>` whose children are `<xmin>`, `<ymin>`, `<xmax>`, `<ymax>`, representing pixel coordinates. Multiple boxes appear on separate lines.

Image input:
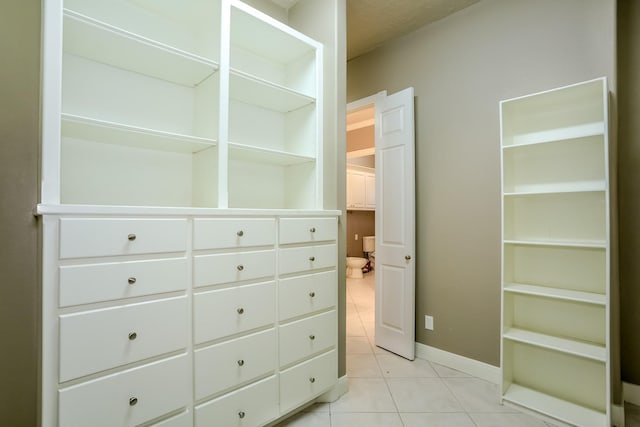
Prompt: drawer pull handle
<box><xmin>309</xmin><ymin>377</ymin><xmax>316</xmax><ymax>383</ymax></box>
<box><xmin>309</xmin><ymin>334</ymin><xmax>316</xmax><ymax>340</ymax></box>
<box><xmin>310</xmin><ymin>227</ymin><xmax>316</xmax><ymax>233</ymax></box>
<box><xmin>237</xmin><ymin>264</ymin><xmax>244</xmax><ymax>271</ymax></box>
<box><xmin>127</xmin><ymin>233</ymin><xmax>136</xmax><ymax>241</ymax></box>
<box><xmin>128</xmin><ymin>332</ymin><xmax>137</xmax><ymax>341</ymax></box>
<box><xmin>129</xmin><ymin>397</ymin><xmax>138</xmax><ymax>406</ymax></box>
<box><xmin>405</xmin><ymin>255</ymin><xmax>411</xmax><ymax>260</ymax></box>
<box><xmin>238</xmin><ymin>411</ymin><xmax>246</xmax><ymax>419</ymax></box>
<box><xmin>128</xmin><ymin>277</ymin><xmax>136</xmax><ymax>285</ymax></box>
<box><xmin>237</xmin><ymin>359</ymin><xmax>245</xmax><ymax>366</ymax></box>
<box><xmin>309</xmin><ymin>291</ymin><xmax>316</xmax><ymax>298</ymax></box>
<box><xmin>237</xmin><ymin>230</ymin><xmax>244</xmax><ymax>237</ymax></box>
<box><xmin>309</xmin><ymin>256</ymin><xmax>315</xmax><ymax>262</ymax></box>
<box><xmin>237</xmin><ymin>307</ymin><xmax>244</xmax><ymax>314</ymax></box>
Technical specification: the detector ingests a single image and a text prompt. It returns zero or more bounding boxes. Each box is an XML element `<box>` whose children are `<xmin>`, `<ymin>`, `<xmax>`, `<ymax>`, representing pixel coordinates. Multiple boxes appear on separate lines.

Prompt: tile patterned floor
<box><xmin>275</xmin><ymin>273</ymin><xmax>556</xmax><ymax>427</ymax></box>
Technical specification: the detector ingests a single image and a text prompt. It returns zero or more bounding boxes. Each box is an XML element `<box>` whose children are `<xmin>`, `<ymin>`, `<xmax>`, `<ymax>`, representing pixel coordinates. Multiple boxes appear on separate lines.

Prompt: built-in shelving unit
<box><xmin>500</xmin><ymin>78</ymin><xmax>611</xmax><ymax>427</ymax></box>
<box><xmin>45</xmin><ymin>0</ymin><xmax>322</xmax><ymax>210</ymax></box>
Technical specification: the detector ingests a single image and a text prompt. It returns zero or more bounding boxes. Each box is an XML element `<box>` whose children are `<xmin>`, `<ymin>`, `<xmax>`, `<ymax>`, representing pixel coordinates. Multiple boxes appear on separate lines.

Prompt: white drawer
<box><xmin>194</xmin><ymin>329</ymin><xmax>276</xmax><ymax>400</ymax></box>
<box><xmin>193</xmin><ymin>281</ymin><xmax>275</xmax><ymax>344</ymax></box>
<box><xmin>280</xmin><ymin>350</ymin><xmax>337</xmax><ymax>414</ymax></box>
<box><xmin>193</xmin><ymin>250</ymin><xmax>275</xmax><ymax>287</ymax></box>
<box><xmin>193</xmin><ymin>218</ymin><xmax>275</xmax><ymax>250</ymax></box>
<box><xmin>59</xmin><ymin>257</ymin><xmax>187</xmax><ymax>307</ymax></box>
<box><xmin>279</xmin><ymin>270</ymin><xmax>337</xmax><ymax>321</ymax></box>
<box><xmin>59</xmin><ymin>296</ymin><xmax>187</xmax><ymax>382</ymax></box>
<box><xmin>59</xmin><ymin>218</ymin><xmax>187</xmax><ymax>259</ymax></box>
<box><xmin>279</xmin><ymin>310</ymin><xmax>337</xmax><ymax>367</ymax></box>
<box><xmin>150</xmin><ymin>410</ymin><xmax>191</xmax><ymax>427</ymax></box>
<box><xmin>279</xmin><ymin>217</ymin><xmax>337</xmax><ymax>245</ymax></box>
<box><xmin>279</xmin><ymin>244</ymin><xmax>337</xmax><ymax>275</ymax></box>
<box><xmin>195</xmin><ymin>376</ymin><xmax>278</xmax><ymax>427</ymax></box>
<box><xmin>59</xmin><ymin>354</ymin><xmax>189</xmax><ymax>427</ymax></box>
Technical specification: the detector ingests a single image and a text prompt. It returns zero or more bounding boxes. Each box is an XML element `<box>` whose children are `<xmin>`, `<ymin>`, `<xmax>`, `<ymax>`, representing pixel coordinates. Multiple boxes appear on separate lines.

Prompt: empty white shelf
<box><xmin>230</xmin><ymin>69</ymin><xmax>315</xmax><ymax>113</ymax></box>
<box><xmin>503</xmin><ymin>384</ymin><xmax>607</xmax><ymax>427</ymax></box>
<box><xmin>228</xmin><ymin>142</ymin><xmax>315</xmax><ymax>166</ymax></box>
<box><xmin>503</xmin><ymin>328</ymin><xmax>605</xmax><ymax>362</ymax></box>
<box><xmin>62</xmin><ymin>114</ymin><xmax>216</xmax><ymax>153</ymax></box>
<box><xmin>503</xmin><ymin>239</ymin><xmax>606</xmax><ymax>249</ymax></box>
<box><xmin>503</xmin><ymin>181</ymin><xmax>606</xmax><ymax>196</ymax></box>
<box><xmin>503</xmin><ymin>283</ymin><xmax>606</xmax><ymax>306</ymax></box>
<box><xmin>504</xmin><ymin>122</ymin><xmax>605</xmax><ymax>148</ymax></box>
<box><xmin>63</xmin><ymin>10</ymin><xmax>218</xmax><ymax>87</ymax></box>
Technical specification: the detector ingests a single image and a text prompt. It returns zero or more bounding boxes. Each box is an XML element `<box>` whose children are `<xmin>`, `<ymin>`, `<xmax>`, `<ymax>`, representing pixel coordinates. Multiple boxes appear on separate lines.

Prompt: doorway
<box><xmin>346</xmin><ymin>88</ymin><xmax>416</xmax><ymax>361</ymax></box>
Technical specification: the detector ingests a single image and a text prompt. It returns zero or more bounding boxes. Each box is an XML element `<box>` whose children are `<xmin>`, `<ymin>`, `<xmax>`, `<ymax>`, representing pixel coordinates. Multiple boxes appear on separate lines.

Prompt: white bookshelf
<box><xmin>47</xmin><ymin>0</ymin><xmax>323</xmax><ymax>210</ymax></box>
<box><xmin>500</xmin><ymin>78</ymin><xmax>611</xmax><ymax>426</ymax></box>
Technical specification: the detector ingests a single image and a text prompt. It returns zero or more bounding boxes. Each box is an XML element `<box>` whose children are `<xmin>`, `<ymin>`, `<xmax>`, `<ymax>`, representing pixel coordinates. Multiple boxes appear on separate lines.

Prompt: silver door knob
<box><xmin>127</xmin><ymin>233</ymin><xmax>136</xmax><ymax>241</ymax></box>
<box><xmin>128</xmin><ymin>332</ymin><xmax>137</xmax><ymax>340</ymax></box>
<box><xmin>128</xmin><ymin>277</ymin><xmax>136</xmax><ymax>285</ymax></box>
<box><xmin>309</xmin><ymin>377</ymin><xmax>316</xmax><ymax>383</ymax></box>
<box><xmin>238</xmin><ymin>411</ymin><xmax>245</xmax><ymax>419</ymax></box>
<box><xmin>237</xmin><ymin>307</ymin><xmax>244</xmax><ymax>314</ymax></box>
<box><xmin>237</xmin><ymin>264</ymin><xmax>244</xmax><ymax>271</ymax></box>
<box><xmin>309</xmin><ymin>334</ymin><xmax>316</xmax><ymax>340</ymax></box>
<box><xmin>129</xmin><ymin>397</ymin><xmax>138</xmax><ymax>406</ymax></box>
<box><xmin>309</xmin><ymin>256</ymin><xmax>315</xmax><ymax>261</ymax></box>
<box><xmin>309</xmin><ymin>291</ymin><xmax>316</xmax><ymax>298</ymax></box>
<box><xmin>405</xmin><ymin>255</ymin><xmax>411</xmax><ymax>260</ymax></box>
<box><xmin>310</xmin><ymin>227</ymin><xmax>316</xmax><ymax>233</ymax></box>
<box><xmin>237</xmin><ymin>359</ymin><xmax>244</xmax><ymax>366</ymax></box>
<box><xmin>237</xmin><ymin>230</ymin><xmax>244</xmax><ymax>237</ymax></box>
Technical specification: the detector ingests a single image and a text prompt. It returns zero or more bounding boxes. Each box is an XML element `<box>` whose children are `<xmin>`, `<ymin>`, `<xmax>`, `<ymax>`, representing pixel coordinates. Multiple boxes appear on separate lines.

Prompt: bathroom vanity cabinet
<box><xmin>38</xmin><ymin>1</ymin><xmax>340</xmax><ymax>426</ymax></box>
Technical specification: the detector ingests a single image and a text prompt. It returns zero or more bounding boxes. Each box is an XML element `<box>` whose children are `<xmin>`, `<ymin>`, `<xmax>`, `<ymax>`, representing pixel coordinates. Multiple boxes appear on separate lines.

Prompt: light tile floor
<box><xmin>275</xmin><ymin>273</ymin><xmax>556</xmax><ymax>427</ymax></box>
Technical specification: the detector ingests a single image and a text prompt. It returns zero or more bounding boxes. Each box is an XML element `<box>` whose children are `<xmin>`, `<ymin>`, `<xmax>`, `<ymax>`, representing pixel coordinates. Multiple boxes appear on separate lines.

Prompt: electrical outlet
<box><xmin>425</xmin><ymin>315</ymin><xmax>434</xmax><ymax>330</ymax></box>
<box><xmin>355</xmin><ymin>234</ymin><xmax>358</xmax><ymax>240</ymax></box>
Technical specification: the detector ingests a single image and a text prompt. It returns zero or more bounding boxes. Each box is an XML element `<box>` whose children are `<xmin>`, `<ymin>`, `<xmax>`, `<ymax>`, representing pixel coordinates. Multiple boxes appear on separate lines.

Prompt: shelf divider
<box><xmin>503</xmin><ymin>283</ymin><xmax>606</xmax><ymax>305</ymax></box>
<box><xmin>228</xmin><ymin>142</ymin><xmax>315</xmax><ymax>166</ymax></box>
<box><xmin>503</xmin><ymin>122</ymin><xmax>605</xmax><ymax>148</ymax></box>
<box><xmin>503</xmin><ymin>327</ymin><xmax>606</xmax><ymax>361</ymax></box>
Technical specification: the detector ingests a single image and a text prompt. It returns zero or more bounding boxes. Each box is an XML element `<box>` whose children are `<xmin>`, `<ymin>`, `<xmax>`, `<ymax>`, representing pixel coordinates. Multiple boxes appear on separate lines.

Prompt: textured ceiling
<box><xmin>271</xmin><ymin>0</ymin><xmax>480</xmax><ymax>60</ymax></box>
<box><xmin>347</xmin><ymin>0</ymin><xmax>480</xmax><ymax>60</ymax></box>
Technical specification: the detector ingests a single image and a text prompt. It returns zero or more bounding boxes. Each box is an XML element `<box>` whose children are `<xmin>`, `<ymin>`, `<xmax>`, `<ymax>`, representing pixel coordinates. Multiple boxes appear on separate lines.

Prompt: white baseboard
<box><xmin>316</xmin><ymin>375</ymin><xmax>348</xmax><ymax>403</ymax></box>
<box><xmin>624</xmin><ymin>381</ymin><xmax>640</xmax><ymax>407</ymax></box>
<box><xmin>415</xmin><ymin>342</ymin><xmax>501</xmax><ymax>385</ymax></box>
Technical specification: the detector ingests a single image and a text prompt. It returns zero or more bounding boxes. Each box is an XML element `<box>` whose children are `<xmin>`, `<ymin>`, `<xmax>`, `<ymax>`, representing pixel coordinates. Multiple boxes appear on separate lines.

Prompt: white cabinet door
<box><xmin>346</xmin><ymin>170</ymin><xmax>365</xmax><ymax>209</ymax></box>
<box><xmin>374</xmin><ymin>87</ymin><xmax>416</xmax><ymax>360</ymax></box>
<box><xmin>365</xmin><ymin>173</ymin><xmax>376</xmax><ymax>209</ymax></box>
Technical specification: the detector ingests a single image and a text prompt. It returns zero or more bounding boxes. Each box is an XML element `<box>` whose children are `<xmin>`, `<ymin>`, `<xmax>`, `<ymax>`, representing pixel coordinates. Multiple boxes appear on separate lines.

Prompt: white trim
<box><xmin>624</xmin><ymin>381</ymin><xmax>640</xmax><ymax>407</ymax></box>
<box><xmin>346</xmin><ymin>147</ymin><xmax>375</xmax><ymax>159</ymax></box>
<box><xmin>612</xmin><ymin>403</ymin><xmax>625</xmax><ymax>427</ymax></box>
<box><xmin>347</xmin><ymin>91</ymin><xmax>385</xmax><ymax>112</ymax></box>
<box><xmin>316</xmin><ymin>375</ymin><xmax>348</xmax><ymax>403</ymax></box>
<box><xmin>415</xmin><ymin>342</ymin><xmax>501</xmax><ymax>384</ymax></box>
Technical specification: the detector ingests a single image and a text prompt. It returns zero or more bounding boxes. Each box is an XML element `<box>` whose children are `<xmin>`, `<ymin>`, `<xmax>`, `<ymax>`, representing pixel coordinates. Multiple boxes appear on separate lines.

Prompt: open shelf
<box><xmin>230</xmin><ymin>69</ymin><xmax>315</xmax><ymax>113</ymax></box>
<box><xmin>63</xmin><ymin>10</ymin><xmax>218</xmax><ymax>87</ymax></box>
<box><xmin>503</xmin><ymin>384</ymin><xmax>607</xmax><ymax>427</ymax></box>
<box><xmin>504</xmin><ymin>283</ymin><xmax>605</xmax><ymax>305</ymax></box>
<box><xmin>503</xmin><ymin>239</ymin><xmax>606</xmax><ymax>249</ymax></box>
<box><xmin>503</xmin><ymin>328</ymin><xmax>606</xmax><ymax>361</ymax></box>
<box><xmin>504</xmin><ymin>122</ymin><xmax>604</xmax><ymax>147</ymax></box>
<box><xmin>229</xmin><ymin>142</ymin><xmax>315</xmax><ymax>166</ymax></box>
<box><xmin>503</xmin><ymin>184</ymin><xmax>605</xmax><ymax>197</ymax></box>
<box><xmin>62</xmin><ymin>114</ymin><xmax>216</xmax><ymax>153</ymax></box>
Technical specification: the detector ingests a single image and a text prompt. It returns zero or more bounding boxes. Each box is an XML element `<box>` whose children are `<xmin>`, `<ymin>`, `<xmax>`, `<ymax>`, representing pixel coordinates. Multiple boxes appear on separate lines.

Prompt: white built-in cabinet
<box><xmin>39</xmin><ymin>1</ymin><xmax>338</xmax><ymax>426</ymax></box>
<box><xmin>500</xmin><ymin>78</ymin><xmax>612</xmax><ymax>426</ymax></box>
<box><xmin>346</xmin><ymin>166</ymin><xmax>375</xmax><ymax>210</ymax></box>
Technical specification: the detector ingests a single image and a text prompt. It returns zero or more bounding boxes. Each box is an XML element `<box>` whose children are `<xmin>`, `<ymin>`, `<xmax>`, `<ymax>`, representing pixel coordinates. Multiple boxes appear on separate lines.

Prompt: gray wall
<box><xmin>0</xmin><ymin>0</ymin><xmax>41</xmax><ymax>425</ymax></box>
<box><xmin>347</xmin><ymin>0</ymin><xmax>615</xmax><ymax>367</ymax></box>
<box><xmin>618</xmin><ymin>0</ymin><xmax>640</xmax><ymax>385</ymax></box>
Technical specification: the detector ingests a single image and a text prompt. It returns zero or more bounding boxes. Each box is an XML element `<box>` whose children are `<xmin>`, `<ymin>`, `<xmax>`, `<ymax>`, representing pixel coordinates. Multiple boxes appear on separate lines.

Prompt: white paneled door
<box><xmin>374</xmin><ymin>87</ymin><xmax>416</xmax><ymax>360</ymax></box>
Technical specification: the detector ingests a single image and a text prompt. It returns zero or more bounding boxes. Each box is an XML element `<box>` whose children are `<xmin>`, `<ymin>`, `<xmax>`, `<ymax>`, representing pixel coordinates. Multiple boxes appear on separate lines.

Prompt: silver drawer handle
<box><xmin>309</xmin><ymin>334</ymin><xmax>316</xmax><ymax>340</ymax></box>
<box><xmin>405</xmin><ymin>255</ymin><xmax>411</xmax><ymax>260</ymax></box>
<box><xmin>129</xmin><ymin>397</ymin><xmax>138</xmax><ymax>406</ymax></box>
<box><xmin>127</xmin><ymin>233</ymin><xmax>136</xmax><ymax>241</ymax></box>
<box><xmin>238</xmin><ymin>411</ymin><xmax>245</xmax><ymax>419</ymax></box>
<box><xmin>310</xmin><ymin>227</ymin><xmax>316</xmax><ymax>233</ymax></box>
<box><xmin>309</xmin><ymin>256</ymin><xmax>315</xmax><ymax>262</ymax></box>
<box><xmin>309</xmin><ymin>291</ymin><xmax>316</xmax><ymax>298</ymax></box>
<box><xmin>128</xmin><ymin>277</ymin><xmax>136</xmax><ymax>285</ymax></box>
<box><xmin>237</xmin><ymin>307</ymin><xmax>244</xmax><ymax>314</ymax></box>
<box><xmin>237</xmin><ymin>230</ymin><xmax>244</xmax><ymax>237</ymax></box>
<box><xmin>128</xmin><ymin>332</ymin><xmax>137</xmax><ymax>341</ymax></box>
<box><xmin>237</xmin><ymin>264</ymin><xmax>244</xmax><ymax>271</ymax></box>
<box><xmin>237</xmin><ymin>359</ymin><xmax>244</xmax><ymax>366</ymax></box>
<box><xmin>309</xmin><ymin>377</ymin><xmax>316</xmax><ymax>383</ymax></box>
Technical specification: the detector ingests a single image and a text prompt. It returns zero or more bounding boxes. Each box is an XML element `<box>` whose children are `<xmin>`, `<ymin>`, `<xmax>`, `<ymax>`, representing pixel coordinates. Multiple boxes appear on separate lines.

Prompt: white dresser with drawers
<box><xmin>40</xmin><ymin>210</ymin><xmax>338</xmax><ymax>427</ymax></box>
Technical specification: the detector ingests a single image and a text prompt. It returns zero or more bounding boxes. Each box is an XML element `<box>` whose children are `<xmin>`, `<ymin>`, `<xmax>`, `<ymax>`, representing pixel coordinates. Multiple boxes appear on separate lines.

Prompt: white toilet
<box><xmin>346</xmin><ymin>235</ymin><xmax>375</xmax><ymax>279</ymax></box>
